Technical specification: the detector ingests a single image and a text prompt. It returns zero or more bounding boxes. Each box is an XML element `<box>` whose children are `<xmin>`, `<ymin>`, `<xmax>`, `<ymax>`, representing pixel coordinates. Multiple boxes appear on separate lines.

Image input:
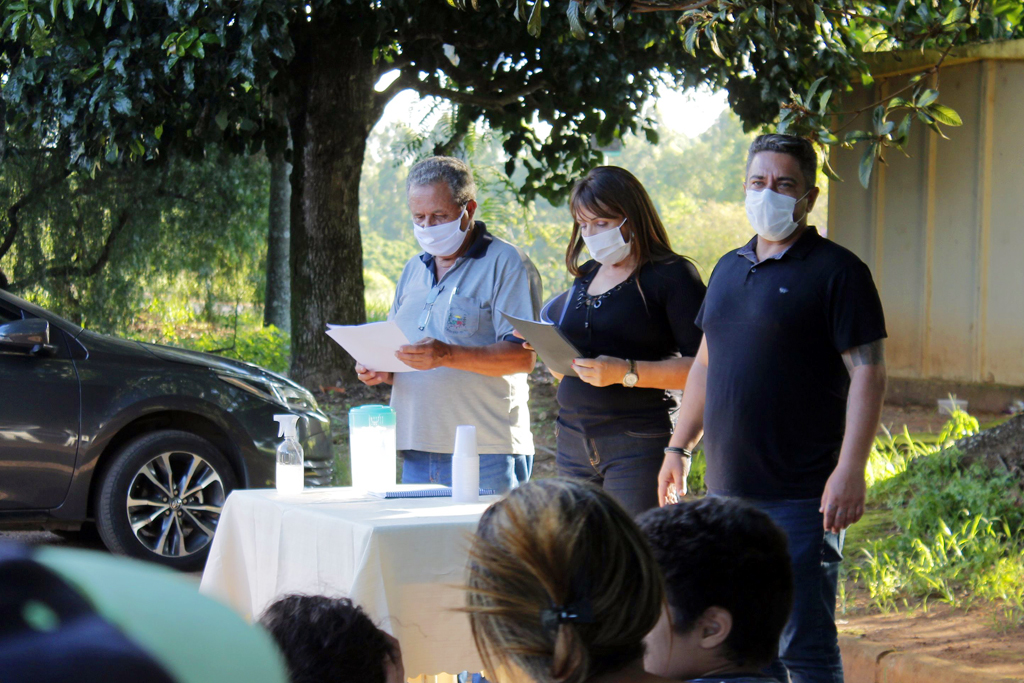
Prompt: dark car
<box><xmin>0</xmin><ymin>290</ymin><xmax>333</xmax><ymax>571</ymax></box>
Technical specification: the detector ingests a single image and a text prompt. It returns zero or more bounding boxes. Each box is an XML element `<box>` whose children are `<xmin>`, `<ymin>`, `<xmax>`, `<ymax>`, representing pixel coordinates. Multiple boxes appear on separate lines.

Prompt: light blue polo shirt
<box><xmin>388</xmin><ymin>223</ymin><xmax>542</xmax><ymax>455</ymax></box>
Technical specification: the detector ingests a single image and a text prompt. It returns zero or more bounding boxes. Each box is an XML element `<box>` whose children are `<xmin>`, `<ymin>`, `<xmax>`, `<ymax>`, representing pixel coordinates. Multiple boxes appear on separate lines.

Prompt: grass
<box><xmin>842</xmin><ymin>408</ymin><xmax>1024</xmax><ymax>630</ymax></box>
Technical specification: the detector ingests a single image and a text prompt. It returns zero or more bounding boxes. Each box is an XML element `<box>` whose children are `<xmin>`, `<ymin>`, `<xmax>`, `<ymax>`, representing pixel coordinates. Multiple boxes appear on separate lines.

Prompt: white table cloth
<box><xmin>200</xmin><ymin>488</ymin><xmax>493</xmax><ymax>676</ymax></box>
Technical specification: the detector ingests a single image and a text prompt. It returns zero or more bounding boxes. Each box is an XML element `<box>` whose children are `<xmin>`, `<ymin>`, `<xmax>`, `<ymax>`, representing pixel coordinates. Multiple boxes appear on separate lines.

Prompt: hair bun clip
<box><xmin>540</xmin><ymin>598</ymin><xmax>595</xmax><ymax>633</ymax></box>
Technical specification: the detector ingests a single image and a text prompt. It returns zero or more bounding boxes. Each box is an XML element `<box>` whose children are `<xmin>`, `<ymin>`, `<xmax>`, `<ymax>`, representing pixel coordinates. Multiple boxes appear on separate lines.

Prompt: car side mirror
<box><xmin>0</xmin><ymin>318</ymin><xmax>57</xmax><ymax>355</ymax></box>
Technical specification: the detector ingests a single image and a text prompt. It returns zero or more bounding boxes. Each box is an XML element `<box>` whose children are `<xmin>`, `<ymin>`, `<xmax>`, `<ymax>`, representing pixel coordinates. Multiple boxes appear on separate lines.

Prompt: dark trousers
<box><xmin>745</xmin><ymin>497</ymin><xmax>845</xmax><ymax>683</ymax></box>
<box><xmin>555</xmin><ymin>422</ymin><xmax>670</xmax><ymax>517</ymax></box>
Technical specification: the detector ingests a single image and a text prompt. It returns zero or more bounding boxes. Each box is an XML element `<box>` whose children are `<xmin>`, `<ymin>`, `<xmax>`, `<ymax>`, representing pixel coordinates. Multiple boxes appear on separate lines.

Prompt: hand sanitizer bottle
<box><xmin>273</xmin><ymin>414</ymin><xmax>304</xmax><ymax>494</ymax></box>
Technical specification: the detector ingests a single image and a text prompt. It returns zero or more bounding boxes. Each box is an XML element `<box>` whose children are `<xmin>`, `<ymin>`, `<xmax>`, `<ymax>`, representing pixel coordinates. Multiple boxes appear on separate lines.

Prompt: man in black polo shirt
<box><xmin>657</xmin><ymin>134</ymin><xmax>887</xmax><ymax>683</ymax></box>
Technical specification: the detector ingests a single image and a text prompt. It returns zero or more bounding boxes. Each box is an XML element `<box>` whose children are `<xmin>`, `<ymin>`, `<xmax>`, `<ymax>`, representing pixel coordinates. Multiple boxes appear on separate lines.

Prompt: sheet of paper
<box><xmin>499</xmin><ymin>311</ymin><xmax>580</xmax><ymax>377</ymax></box>
<box><xmin>325</xmin><ymin>321</ymin><xmax>418</xmax><ymax>373</ymax></box>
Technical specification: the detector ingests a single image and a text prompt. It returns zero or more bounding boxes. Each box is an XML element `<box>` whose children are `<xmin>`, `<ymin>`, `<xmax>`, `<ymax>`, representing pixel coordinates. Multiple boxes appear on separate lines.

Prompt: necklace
<box><xmin>576</xmin><ymin>278</ymin><xmax>629</xmax><ymax>310</ymax></box>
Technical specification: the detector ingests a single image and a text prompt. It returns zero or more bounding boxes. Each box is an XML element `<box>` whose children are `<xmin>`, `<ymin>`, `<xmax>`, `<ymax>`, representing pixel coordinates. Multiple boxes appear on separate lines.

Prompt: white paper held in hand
<box><xmin>325</xmin><ymin>321</ymin><xmax>418</xmax><ymax>373</ymax></box>
<box><xmin>451</xmin><ymin>425</ymin><xmax>480</xmax><ymax>503</ymax></box>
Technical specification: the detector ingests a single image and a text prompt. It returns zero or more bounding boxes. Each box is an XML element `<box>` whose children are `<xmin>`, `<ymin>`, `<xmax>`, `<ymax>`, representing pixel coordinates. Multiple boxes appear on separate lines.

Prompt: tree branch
<box><xmin>373</xmin><ymin>69</ymin><xmax>417</xmax><ymax>120</ymax></box>
<box><xmin>411</xmin><ymin>79</ymin><xmax>547</xmax><ymax>110</ymax></box>
<box><xmin>821</xmin><ymin>7</ymin><xmax>896</xmax><ymax>29</ymax></box>
<box><xmin>630</xmin><ymin>0</ymin><xmax>716</xmax><ymax>13</ymax></box>
<box><xmin>374</xmin><ymin>54</ymin><xmax>414</xmax><ymax>80</ymax></box>
<box><xmin>0</xmin><ymin>168</ymin><xmax>73</xmax><ymax>261</ymax></box>
<box><xmin>832</xmin><ymin>29</ymin><xmax>963</xmax><ymax>134</ymax></box>
<box><xmin>8</xmin><ymin>210</ymin><xmax>130</xmax><ymax>291</ymax></box>
<box><xmin>434</xmin><ymin>107</ymin><xmax>473</xmax><ymax>156</ymax></box>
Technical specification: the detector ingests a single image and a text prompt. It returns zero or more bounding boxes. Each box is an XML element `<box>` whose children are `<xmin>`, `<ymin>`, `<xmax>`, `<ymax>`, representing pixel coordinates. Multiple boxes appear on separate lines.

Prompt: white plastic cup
<box><xmin>451</xmin><ymin>425</ymin><xmax>479</xmax><ymax>503</ymax></box>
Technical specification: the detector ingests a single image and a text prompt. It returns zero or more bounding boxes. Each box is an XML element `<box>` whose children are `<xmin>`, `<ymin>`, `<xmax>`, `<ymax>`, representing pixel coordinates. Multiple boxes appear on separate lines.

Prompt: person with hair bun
<box><xmin>526</xmin><ymin>166</ymin><xmax>705</xmax><ymax>517</ymax></box>
<box><xmin>463</xmin><ymin>478</ymin><xmax>674</xmax><ymax>683</ymax></box>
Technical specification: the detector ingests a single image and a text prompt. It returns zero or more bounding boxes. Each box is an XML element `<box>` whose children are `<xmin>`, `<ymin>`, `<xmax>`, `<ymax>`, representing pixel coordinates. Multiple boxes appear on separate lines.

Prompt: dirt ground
<box><xmin>840</xmin><ymin>600</ymin><xmax>1024</xmax><ymax>679</ymax></box>
<box><xmin>877</xmin><ymin>403</ymin><xmax>1009</xmax><ymax>436</ymax></box>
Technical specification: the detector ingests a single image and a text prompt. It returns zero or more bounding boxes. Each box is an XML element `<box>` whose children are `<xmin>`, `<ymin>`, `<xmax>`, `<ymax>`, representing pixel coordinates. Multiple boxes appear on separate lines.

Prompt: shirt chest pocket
<box><xmin>445</xmin><ymin>295</ymin><xmax>492</xmax><ymax>340</ymax></box>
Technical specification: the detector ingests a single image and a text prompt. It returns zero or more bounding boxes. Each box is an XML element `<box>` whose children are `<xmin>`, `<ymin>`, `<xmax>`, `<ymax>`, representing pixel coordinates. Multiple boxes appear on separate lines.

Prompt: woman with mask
<box><xmin>537</xmin><ymin>166</ymin><xmax>705</xmax><ymax>517</ymax></box>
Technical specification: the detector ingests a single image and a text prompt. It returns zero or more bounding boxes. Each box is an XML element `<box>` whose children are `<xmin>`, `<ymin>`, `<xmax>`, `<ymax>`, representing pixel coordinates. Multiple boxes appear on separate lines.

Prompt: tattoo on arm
<box><xmin>842</xmin><ymin>339</ymin><xmax>886</xmax><ymax>374</ymax></box>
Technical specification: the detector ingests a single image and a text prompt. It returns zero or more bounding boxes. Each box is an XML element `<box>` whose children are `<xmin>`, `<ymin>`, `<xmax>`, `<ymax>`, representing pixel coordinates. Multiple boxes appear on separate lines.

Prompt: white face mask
<box><xmin>582</xmin><ymin>218</ymin><xmax>631</xmax><ymax>265</ymax></box>
<box><xmin>413</xmin><ymin>208</ymin><xmax>468</xmax><ymax>257</ymax></box>
<box><xmin>745</xmin><ymin>188</ymin><xmax>810</xmax><ymax>242</ymax></box>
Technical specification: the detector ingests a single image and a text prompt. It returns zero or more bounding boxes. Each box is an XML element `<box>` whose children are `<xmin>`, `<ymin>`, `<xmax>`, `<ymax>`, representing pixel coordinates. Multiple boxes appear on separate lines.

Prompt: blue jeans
<box><xmin>555</xmin><ymin>422</ymin><xmax>670</xmax><ymax>517</ymax></box>
<box><xmin>400</xmin><ymin>450</ymin><xmax>531</xmax><ymax>494</ymax></box>
<box><xmin>743</xmin><ymin>497</ymin><xmax>845</xmax><ymax>683</ymax></box>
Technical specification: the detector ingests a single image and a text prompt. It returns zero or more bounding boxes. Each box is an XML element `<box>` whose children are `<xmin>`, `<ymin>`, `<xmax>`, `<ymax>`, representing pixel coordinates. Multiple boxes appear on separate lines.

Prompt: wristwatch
<box><xmin>623</xmin><ymin>359</ymin><xmax>639</xmax><ymax>388</ymax></box>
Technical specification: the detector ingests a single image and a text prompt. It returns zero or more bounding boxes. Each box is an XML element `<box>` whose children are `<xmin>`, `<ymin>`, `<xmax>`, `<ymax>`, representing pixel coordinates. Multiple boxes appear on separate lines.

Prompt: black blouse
<box><xmin>556</xmin><ymin>257</ymin><xmax>706</xmax><ymax>437</ymax></box>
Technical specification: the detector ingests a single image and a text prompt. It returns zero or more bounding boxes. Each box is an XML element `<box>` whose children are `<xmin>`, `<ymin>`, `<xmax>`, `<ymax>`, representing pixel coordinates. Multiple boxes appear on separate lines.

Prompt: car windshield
<box><xmin>0</xmin><ymin>290</ymin><xmax>83</xmax><ymax>335</ymax></box>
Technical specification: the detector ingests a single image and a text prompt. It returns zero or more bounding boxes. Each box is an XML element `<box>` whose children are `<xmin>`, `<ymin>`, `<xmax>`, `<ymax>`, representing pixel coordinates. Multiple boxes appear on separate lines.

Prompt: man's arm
<box><xmin>821</xmin><ymin>339</ymin><xmax>887</xmax><ymax>533</ymax></box>
<box><xmin>395</xmin><ymin>338</ymin><xmax>535</xmax><ymax>376</ymax></box>
<box><xmin>657</xmin><ymin>335</ymin><xmax>708</xmax><ymax>506</ymax></box>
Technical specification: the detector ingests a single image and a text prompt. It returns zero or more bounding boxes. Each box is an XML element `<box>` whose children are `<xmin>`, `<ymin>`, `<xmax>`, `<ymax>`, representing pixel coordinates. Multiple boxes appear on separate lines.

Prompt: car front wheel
<box><xmin>95</xmin><ymin>430</ymin><xmax>238</xmax><ymax>571</ymax></box>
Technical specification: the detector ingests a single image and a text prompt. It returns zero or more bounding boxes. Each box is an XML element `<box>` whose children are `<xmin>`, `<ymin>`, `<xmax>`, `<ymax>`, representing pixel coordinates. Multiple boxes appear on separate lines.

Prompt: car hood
<box><xmin>78</xmin><ymin>330</ymin><xmax>301</xmax><ymax>388</ymax></box>
<box><xmin>142</xmin><ymin>343</ymin><xmax>298</xmax><ymax>385</ymax></box>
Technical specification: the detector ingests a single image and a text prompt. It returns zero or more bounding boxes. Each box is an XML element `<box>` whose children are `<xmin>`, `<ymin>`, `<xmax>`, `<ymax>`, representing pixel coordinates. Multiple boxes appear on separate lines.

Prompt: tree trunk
<box><xmin>264</xmin><ymin>149</ymin><xmax>291</xmax><ymax>331</ymax></box>
<box><xmin>286</xmin><ymin>29</ymin><xmax>379</xmax><ymax>389</ymax></box>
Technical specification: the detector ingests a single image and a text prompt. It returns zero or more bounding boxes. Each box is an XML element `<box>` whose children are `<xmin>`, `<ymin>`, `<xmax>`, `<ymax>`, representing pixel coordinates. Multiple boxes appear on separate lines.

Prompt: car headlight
<box><xmin>218</xmin><ymin>374</ymin><xmax>320</xmax><ymax>412</ymax></box>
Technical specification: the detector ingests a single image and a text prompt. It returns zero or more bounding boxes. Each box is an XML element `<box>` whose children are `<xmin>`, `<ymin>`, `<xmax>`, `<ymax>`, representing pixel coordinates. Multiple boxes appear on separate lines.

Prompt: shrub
<box><xmin>845</xmin><ymin>409</ymin><xmax>1024</xmax><ymax>627</ymax></box>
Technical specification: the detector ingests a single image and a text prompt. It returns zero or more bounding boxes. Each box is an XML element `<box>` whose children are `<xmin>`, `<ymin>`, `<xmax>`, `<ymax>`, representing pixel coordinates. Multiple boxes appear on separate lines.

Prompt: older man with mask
<box><xmin>657</xmin><ymin>135</ymin><xmax>887</xmax><ymax>683</ymax></box>
<box><xmin>356</xmin><ymin>156</ymin><xmax>542</xmax><ymax>493</ymax></box>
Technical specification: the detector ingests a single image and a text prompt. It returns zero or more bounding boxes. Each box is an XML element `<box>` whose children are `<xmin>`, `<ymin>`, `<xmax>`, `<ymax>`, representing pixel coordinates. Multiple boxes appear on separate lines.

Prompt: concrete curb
<box><xmin>839</xmin><ymin>635</ymin><xmax>1024</xmax><ymax>683</ymax></box>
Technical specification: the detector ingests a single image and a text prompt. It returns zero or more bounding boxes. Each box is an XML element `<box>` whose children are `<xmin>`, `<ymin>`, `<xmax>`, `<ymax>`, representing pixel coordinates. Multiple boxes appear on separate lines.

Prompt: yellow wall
<box><xmin>829</xmin><ymin>59</ymin><xmax>1024</xmax><ymax>386</ymax></box>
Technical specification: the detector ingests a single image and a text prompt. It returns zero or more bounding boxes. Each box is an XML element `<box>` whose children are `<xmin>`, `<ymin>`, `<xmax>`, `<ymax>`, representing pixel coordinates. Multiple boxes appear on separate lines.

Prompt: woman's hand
<box><xmin>572</xmin><ymin>355</ymin><xmax>629</xmax><ymax>387</ymax></box>
<box><xmin>355</xmin><ymin>363</ymin><xmax>394</xmax><ymax>386</ymax></box>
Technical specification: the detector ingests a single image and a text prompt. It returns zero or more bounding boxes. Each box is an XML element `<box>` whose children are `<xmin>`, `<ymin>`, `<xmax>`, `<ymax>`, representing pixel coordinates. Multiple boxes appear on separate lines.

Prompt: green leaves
<box><xmin>806</xmin><ymin>76</ymin><xmax>826</xmax><ymax>104</ymax></box>
<box><xmin>895</xmin><ymin>113</ymin><xmax>912</xmax><ymax>147</ymax></box>
<box><xmin>916</xmin><ymin>89</ymin><xmax>939</xmax><ymax>108</ymax></box>
<box><xmin>527</xmin><ymin>0</ymin><xmax>541</xmax><ymax>37</ymax></box>
<box><xmin>494</xmin><ymin>0</ymin><xmax>1018</xmax><ymax>199</ymax></box>
<box><xmin>567</xmin><ymin>0</ymin><xmax>585</xmax><ymax>39</ymax></box>
<box><xmin>859</xmin><ymin>141</ymin><xmax>879</xmax><ymax>188</ymax></box>
<box><xmin>943</xmin><ymin>5</ymin><xmax>969</xmax><ymax>25</ymax></box>
<box><xmin>683</xmin><ymin>23</ymin><xmax>699</xmax><ymax>55</ymax></box>
<box><xmin>928</xmin><ymin>104</ymin><xmax>962</xmax><ymax>126</ymax></box>
<box><xmin>112</xmin><ymin>93</ymin><xmax>132</xmax><ymax>115</ymax></box>
<box><xmin>707</xmin><ymin>25</ymin><xmax>724</xmax><ymax>59</ymax></box>
<box><xmin>513</xmin><ymin>0</ymin><xmax>527</xmax><ymax>22</ymax></box>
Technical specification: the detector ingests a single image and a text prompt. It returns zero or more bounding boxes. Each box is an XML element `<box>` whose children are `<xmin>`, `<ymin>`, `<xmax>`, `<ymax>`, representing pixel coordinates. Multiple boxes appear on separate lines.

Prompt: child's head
<box><xmin>636</xmin><ymin>498</ymin><xmax>792</xmax><ymax>679</ymax></box>
<box><xmin>259</xmin><ymin>595</ymin><xmax>403</xmax><ymax>683</ymax></box>
<box><xmin>464</xmin><ymin>479</ymin><xmax>665</xmax><ymax>683</ymax></box>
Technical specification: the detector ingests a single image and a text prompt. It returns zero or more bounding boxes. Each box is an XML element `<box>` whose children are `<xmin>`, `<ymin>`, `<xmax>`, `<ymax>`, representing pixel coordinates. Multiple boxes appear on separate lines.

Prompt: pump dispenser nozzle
<box><xmin>273</xmin><ymin>414</ymin><xmax>301</xmax><ymax>439</ymax></box>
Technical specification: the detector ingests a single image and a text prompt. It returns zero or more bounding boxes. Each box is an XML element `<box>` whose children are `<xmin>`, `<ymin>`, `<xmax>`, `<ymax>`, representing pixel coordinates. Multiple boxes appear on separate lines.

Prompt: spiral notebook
<box><xmin>368</xmin><ymin>485</ymin><xmax>497</xmax><ymax>499</ymax></box>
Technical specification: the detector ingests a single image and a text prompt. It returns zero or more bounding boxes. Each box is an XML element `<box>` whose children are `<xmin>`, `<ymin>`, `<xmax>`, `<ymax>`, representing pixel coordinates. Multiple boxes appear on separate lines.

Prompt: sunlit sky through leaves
<box><xmin>374</xmin><ymin>72</ymin><xmax>729</xmax><ymax>143</ymax></box>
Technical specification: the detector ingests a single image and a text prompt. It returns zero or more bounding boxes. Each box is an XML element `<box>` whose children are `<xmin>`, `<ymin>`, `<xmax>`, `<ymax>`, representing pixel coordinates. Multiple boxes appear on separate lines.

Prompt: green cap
<box><xmin>348</xmin><ymin>404</ymin><xmax>396</xmax><ymax>428</ymax></box>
